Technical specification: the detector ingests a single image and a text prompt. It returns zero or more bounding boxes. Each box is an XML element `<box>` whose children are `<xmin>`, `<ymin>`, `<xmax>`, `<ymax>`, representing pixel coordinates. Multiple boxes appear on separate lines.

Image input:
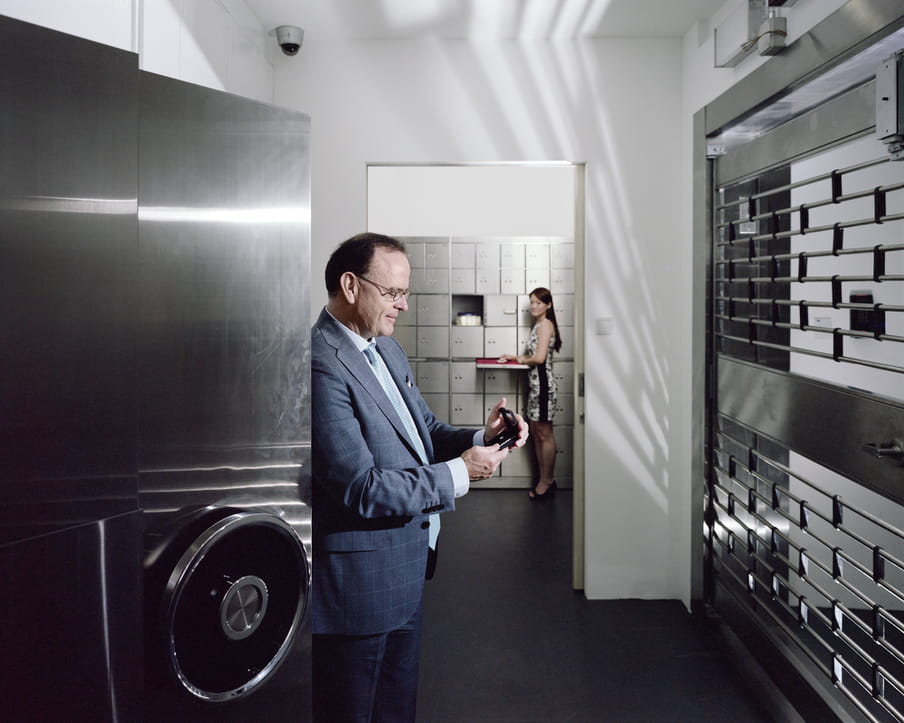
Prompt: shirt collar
<box><xmin>325</xmin><ymin>306</ymin><xmax>372</xmax><ymax>353</ymax></box>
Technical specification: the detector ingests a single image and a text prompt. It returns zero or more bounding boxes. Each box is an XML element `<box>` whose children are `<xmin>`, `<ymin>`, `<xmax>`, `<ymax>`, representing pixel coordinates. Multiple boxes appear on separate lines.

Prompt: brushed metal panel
<box><xmin>136</xmin><ymin>73</ymin><xmax>312</xmax><ymax>717</ymax></box>
<box><xmin>136</xmin><ymin>72</ymin><xmax>311</xmax><ymax>548</ymax></box>
<box><xmin>705</xmin><ymin>0</ymin><xmax>904</xmax><ymax>136</ymax></box>
<box><xmin>0</xmin><ymin>510</ymin><xmax>143</xmax><ymax>722</ymax></box>
<box><xmin>714</xmin><ymin>82</ymin><xmax>877</xmax><ymax>186</ymax></box>
<box><xmin>0</xmin><ymin>16</ymin><xmax>139</xmax><ymax>544</ymax></box>
<box><xmin>717</xmin><ymin>356</ymin><xmax>904</xmax><ymax>503</ymax></box>
<box><xmin>691</xmin><ymin>108</ymin><xmax>713</xmax><ymax>608</ymax></box>
<box><xmin>137</xmin><ymin>71</ymin><xmax>310</xmax><ymax>475</ymax></box>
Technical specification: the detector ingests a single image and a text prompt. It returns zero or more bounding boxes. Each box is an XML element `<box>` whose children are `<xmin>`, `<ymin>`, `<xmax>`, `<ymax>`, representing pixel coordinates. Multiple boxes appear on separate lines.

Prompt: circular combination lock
<box><xmin>158</xmin><ymin>511</ymin><xmax>308</xmax><ymax>701</ymax></box>
<box><xmin>219</xmin><ymin>574</ymin><xmax>269</xmax><ymax>641</ymax></box>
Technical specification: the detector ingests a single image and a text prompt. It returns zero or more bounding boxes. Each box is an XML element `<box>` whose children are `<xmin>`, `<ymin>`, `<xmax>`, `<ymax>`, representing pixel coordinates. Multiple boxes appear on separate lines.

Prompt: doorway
<box><xmin>366</xmin><ymin>162</ymin><xmax>586</xmax><ymax>588</ymax></box>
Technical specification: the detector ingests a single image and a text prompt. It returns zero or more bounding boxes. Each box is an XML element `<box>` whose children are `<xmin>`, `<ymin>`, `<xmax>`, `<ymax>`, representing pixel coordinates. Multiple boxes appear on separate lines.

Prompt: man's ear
<box><xmin>339</xmin><ymin>271</ymin><xmax>358</xmax><ymax>303</ymax></box>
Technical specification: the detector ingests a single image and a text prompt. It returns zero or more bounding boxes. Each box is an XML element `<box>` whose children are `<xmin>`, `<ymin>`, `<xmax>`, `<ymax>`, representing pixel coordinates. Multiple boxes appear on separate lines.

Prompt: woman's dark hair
<box><xmin>530</xmin><ymin>287</ymin><xmax>562</xmax><ymax>352</ymax></box>
<box><xmin>325</xmin><ymin>232</ymin><xmax>407</xmax><ymax>296</ymax></box>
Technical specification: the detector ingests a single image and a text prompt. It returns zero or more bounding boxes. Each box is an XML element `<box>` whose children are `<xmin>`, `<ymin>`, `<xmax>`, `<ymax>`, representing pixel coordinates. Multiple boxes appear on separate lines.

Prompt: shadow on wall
<box><xmin>278</xmin><ymin>23</ymin><xmax>690</xmax><ymax>596</ymax></box>
<box><xmin>143</xmin><ymin>0</ymin><xmax>273</xmax><ymax>101</ymax></box>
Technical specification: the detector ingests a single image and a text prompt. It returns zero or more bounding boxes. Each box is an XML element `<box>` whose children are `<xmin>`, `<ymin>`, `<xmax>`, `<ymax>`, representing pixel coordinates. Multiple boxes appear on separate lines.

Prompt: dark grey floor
<box><xmin>418</xmin><ymin>489</ymin><xmax>774</xmax><ymax>723</ymax></box>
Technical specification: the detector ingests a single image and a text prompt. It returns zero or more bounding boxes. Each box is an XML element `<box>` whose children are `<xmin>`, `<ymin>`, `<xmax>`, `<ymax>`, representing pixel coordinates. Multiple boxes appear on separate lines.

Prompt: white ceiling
<box><xmin>244</xmin><ymin>0</ymin><xmax>727</xmax><ymax>40</ymax></box>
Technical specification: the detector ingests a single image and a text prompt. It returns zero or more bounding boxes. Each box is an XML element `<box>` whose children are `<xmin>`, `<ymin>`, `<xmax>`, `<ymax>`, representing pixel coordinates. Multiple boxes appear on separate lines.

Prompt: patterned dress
<box><xmin>525</xmin><ymin>323</ymin><xmax>556</xmax><ymax>422</ymax></box>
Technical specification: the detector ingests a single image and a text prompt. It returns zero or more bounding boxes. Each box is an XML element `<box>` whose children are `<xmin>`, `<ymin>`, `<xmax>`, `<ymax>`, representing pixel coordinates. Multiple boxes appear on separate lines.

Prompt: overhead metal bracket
<box><xmin>876</xmin><ymin>50</ymin><xmax>904</xmax><ymax>160</ymax></box>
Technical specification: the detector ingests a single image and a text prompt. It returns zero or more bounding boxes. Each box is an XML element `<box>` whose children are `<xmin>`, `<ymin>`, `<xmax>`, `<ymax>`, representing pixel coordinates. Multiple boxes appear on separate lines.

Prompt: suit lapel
<box><xmin>339</xmin><ymin>339</ymin><xmax>402</xmax><ymax>433</ymax></box>
<box><xmin>375</xmin><ymin>341</ymin><xmax>434</xmax><ymax>462</ymax></box>
<box><xmin>317</xmin><ymin>310</ymin><xmax>428</xmax><ymax>460</ymax></box>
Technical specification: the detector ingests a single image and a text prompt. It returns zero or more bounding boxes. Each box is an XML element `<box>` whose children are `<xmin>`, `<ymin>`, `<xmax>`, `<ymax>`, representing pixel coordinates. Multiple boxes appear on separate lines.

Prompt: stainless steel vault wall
<box><xmin>0</xmin><ymin>15</ymin><xmax>312</xmax><ymax>720</ymax></box>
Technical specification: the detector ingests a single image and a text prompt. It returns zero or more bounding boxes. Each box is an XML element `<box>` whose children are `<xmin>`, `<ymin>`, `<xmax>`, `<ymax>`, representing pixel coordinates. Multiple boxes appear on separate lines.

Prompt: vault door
<box><xmin>703</xmin><ymin>43</ymin><xmax>904</xmax><ymax>723</ymax></box>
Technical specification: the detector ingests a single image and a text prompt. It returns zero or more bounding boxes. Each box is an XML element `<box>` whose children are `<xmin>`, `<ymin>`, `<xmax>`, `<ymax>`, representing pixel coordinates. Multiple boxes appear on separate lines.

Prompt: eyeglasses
<box><xmin>356</xmin><ymin>274</ymin><xmax>411</xmax><ymax>302</ymax></box>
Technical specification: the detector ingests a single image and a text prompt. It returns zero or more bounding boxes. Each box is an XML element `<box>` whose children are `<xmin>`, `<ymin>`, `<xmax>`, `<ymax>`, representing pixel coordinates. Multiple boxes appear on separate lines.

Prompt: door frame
<box><xmin>365</xmin><ymin>161</ymin><xmax>588</xmax><ymax>589</ymax></box>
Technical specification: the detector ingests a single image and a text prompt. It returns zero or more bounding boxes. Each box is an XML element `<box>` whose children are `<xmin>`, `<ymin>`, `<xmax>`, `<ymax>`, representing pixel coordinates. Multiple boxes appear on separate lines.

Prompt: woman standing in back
<box><xmin>500</xmin><ymin>287</ymin><xmax>562</xmax><ymax>500</ymax></box>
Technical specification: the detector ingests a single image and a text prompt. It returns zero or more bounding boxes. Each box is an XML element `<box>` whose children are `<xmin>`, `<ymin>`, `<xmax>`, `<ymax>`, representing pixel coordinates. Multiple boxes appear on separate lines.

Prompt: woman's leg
<box><xmin>529</xmin><ymin>420</ymin><xmax>557</xmax><ymax>495</ymax></box>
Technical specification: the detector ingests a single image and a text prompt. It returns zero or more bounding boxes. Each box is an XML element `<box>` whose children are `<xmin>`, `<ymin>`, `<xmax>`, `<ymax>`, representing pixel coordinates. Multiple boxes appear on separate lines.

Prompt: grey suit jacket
<box><xmin>311</xmin><ymin>308</ymin><xmax>476</xmax><ymax>635</ymax></box>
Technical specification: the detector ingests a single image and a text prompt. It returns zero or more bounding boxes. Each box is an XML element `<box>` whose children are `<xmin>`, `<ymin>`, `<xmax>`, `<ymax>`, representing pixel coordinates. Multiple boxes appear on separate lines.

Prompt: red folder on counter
<box><xmin>475</xmin><ymin>358</ymin><xmax>528</xmax><ymax>369</ymax></box>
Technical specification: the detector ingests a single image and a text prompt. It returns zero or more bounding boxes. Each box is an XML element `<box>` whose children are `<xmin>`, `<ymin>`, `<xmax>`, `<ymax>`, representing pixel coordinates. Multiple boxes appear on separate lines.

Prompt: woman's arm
<box><xmin>516</xmin><ymin>319</ymin><xmax>553</xmax><ymax>365</ymax></box>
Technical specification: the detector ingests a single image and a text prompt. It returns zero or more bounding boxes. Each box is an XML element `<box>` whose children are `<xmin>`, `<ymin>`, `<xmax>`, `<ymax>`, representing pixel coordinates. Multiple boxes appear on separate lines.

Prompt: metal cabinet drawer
<box><xmin>525</xmin><ymin>243</ymin><xmax>549</xmax><ymax>268</ymax></box>
<box><xmin>550</xmin><ymin>242</ymin><xmax>574</xmax><ymax>268</ymax></box>
<box><xmin>451</xmin><ymin>268</ymin><xmax>475</xmax><ymax>294</ymax></box>
<box><xmin>550</xmin><ymin>268</ymin><xmax>575</xmax><ymax>294</ymax></box>
<box><xmin>484</xmin><ymin>295</ymin><xmax>519</xmax><ymax>326</ymax></box>
<box><xmin>484</xmin><ymin>327</ymin><xmax>516</xmax><ymax>358</ymax></box>
<box><xmin>417</xmin><ymin>295</ymin><xmax>450</xmax><ymax>326</ymax></box>
<box><xmin>420</xmin><ymin>268</ymin><xmax>449</xmax><ymax>294</ymax></box>
<box><xmin>500</xmin><ymin>242</ymin><xmax>525</xmax><ymax>268</ymax></box>
<box><xmin>406</xmin><ymin>241</ymin><xmax>426</xmax><ymax>268</ymax></box>
<box><xmin>451</xmin><ymin>361</ymin><xmax>479</xmax><ymax>392</ymax></box>
<box><xmin>554</xmin><ymin>425</ymin><xmax>573</xmax><ymax>475</ymax></box>
<box><xmin>484</xmin><ymin>367</ymin><xmax>519</xmax><ymax>395</ymax></box>
<box><xmin>476</xmin><ymin>242</ymin><xmax>500</xmax><ymax>267</ymax></box>
<box><xmin>475</xmin><ymin>268</ymin><xmax>499</xmax><ymax>294</ymax></box>
<box><xmin>451</xmin><ymin>326</ymin><xmax>483</xmax><ymax>358</ymax></box>
<box><xmin>554</xmin><ymin>294</ymin><xmax>575</xmax><ymax>326</ymax></box>
<box><xmin>416</xmin><ymin>361</ymin><xmax>449</xmax><ymax>393</ymax></box>
<box><xmin>450</xmin><ymin>393</ymin><xmax>484</xmax><ymax>425</ymax></box>
<box><xmin>417</xmin><ymin>327</ymin><xmax>449</xmax><ymax>358</ymax></box>
<box><xmin>451</xmin><ymin>243</ymin><xmax>475</xmax><ymax>268</ymax></box>
<box><xmin>524</xmin><ymin>268</ymin><xmax>549</xmax><ymax>292</ymax></box>
<box><xmin>424</xmin><ymin>243</ymin><xmax>449</xmax><ymax>268</ymax></box>
<box><xmin>500</xmin><ymin>268</ymin><xmax>525</xmax><ymax>295</ymax></box>
<box><xmin>500</xmin><ymin>443</ymin><xmax>534</xmax><ymax>477</ymax></box>
<box><xmin>552</xmin><ymin>360</ymin><xmax>574</xmax><ymax>390</ymax></box>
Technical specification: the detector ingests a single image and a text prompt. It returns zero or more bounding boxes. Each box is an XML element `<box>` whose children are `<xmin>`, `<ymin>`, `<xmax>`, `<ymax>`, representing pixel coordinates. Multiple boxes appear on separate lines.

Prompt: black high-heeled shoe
<box><xmin>529</xmin><ymin>480</ymin><xmax>557</xmax><ymax>501</ymax></box>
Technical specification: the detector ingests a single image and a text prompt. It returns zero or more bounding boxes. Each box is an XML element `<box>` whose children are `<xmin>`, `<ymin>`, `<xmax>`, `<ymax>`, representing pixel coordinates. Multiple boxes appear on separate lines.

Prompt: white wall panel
<box><xmin>369</xmin><ymin>165</ymin><xmax>575</xmax><ymax>237</ymax></box>
<box><xmin>0</xmin><ymin>0</ymin><xmax>134</xmax><ymax>49</ymax></box>
<box><xmin>140</xmin><ymin>0</ymin><xmax>182</xmax><ymax>78</ymax></box>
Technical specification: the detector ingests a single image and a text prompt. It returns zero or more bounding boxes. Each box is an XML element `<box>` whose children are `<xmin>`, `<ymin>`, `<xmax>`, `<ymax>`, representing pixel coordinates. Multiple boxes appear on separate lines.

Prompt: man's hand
<box><xmin>461</xmin><ymin>444</ymin><xmax>508</xmax><ymax>481</ymax></box>
<box><xmin>483</xmin><ymin>397</ymin><xmax>529</xmax><ymax>449</ymax></box>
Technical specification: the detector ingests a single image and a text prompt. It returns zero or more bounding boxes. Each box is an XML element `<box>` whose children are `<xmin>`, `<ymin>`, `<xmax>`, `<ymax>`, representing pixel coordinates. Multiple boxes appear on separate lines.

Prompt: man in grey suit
<box><xmin>311</xmin><ymin>232</ymin><xmax>527</xmax><ymax>722</ymax></box>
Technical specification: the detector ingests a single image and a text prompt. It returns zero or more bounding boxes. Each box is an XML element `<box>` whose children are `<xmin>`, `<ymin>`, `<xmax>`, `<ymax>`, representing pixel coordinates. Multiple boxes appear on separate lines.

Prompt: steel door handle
<box><xmin>862</xmin><ymin>439</ymin><xmax>904</xmax><ymax>458</ymax></box>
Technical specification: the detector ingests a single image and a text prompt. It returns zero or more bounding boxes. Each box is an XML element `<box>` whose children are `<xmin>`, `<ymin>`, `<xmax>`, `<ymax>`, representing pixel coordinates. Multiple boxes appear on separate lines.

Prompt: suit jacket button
<box><xmin>421</xmin><ymin>521</ymin><xmax>430</xmax><ymax>529</ymax></box>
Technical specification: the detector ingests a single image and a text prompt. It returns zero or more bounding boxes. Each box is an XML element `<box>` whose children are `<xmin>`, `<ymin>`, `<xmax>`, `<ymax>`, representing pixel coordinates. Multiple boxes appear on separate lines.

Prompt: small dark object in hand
<box><xmin>488</xmin><ymin>407</ymin><xmax>519</xmax><ymax>450</ymax></box>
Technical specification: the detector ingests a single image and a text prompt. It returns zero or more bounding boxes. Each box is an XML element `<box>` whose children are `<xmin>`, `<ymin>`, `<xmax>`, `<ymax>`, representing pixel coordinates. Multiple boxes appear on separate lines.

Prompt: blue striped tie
<box><xmin>364</xmin><ymin>343</ymin><xmax>440</xmax><ymax>546</ymax></box>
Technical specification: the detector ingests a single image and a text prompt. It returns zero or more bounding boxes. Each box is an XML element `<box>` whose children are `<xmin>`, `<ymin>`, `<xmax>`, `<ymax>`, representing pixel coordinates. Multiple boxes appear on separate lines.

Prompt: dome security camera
<box><xmin>274</xmin><ymin>25</ymin><xmax>303</xmax><ymax>56</ymax></box>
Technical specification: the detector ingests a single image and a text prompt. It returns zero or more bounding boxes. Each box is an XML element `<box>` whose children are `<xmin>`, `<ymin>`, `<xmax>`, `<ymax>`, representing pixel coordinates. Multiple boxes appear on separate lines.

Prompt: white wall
<box><xmin>275</xmin><ymin>2</ymin><xmax>853</xmax><ymax>605</ymax></box>
<box><xmin>274</xmin><ymin>37</ymin><xmax>692</xmax><ymax>601</ymax></box>
<box><xmin>0</xmin><ymin>0</ymin><xmax>275</xmax><ymax>103</ymax></box>
<box><xmin>366</xmin><ymin>164</ymin><xmax>577</xmax><ymax>237</ymax></box>
<box><xmin>0</xmin><ymin>0</ymin><xmax>134</xmax><ymax>50</ymax></box>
